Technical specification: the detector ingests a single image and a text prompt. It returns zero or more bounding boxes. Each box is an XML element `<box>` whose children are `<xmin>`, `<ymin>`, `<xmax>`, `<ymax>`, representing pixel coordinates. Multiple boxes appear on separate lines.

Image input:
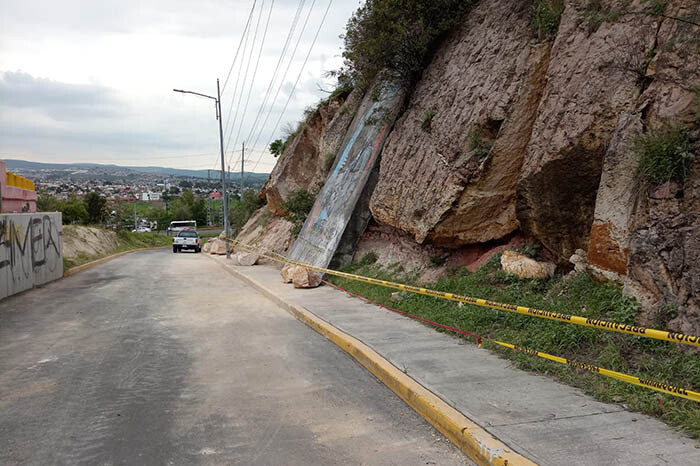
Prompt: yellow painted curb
<box><xmin>64</xmin><ymin>246</ymin><xmax>170</xmax><ymax>277</ymax></box>
<box><xmin>210</xmin><ymin>256</ymin><xmax>536</xmax><ymax>466</ymax></box>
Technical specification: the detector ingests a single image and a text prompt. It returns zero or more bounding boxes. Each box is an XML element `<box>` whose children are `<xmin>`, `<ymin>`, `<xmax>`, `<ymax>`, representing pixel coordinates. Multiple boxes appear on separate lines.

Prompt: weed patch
<box><xmin>635</xmin><ymin>124</ymin><xmax>695</xmax><ymax>185</ymax></box>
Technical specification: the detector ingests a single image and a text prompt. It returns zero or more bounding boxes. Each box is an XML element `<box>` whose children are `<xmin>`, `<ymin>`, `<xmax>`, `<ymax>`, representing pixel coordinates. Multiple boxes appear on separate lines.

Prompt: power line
<box><xmin>241</xmin><ymin>0</ymin><xmax>306</xmax><ymax>156</ymax></box>
<box><xmin>245</xmin><ymin>0</ymin><xmax>318</xmax><ymax>166</ymax></box>
<box><xmin>222</xmin><ymin>0</ymin><xmax>265</xmax><ymax>157</ymax></box>
<box><xmin>248</xmin><ymin>0</ymin><xmax>334</xmax><ymax>177</ymax></box>
<box><xmin>221</xmin><ymin>0</ymin><xmax>258</xmax><ymax>95</ymax></box>
<box><xmin>226</xmin><ymin>0</ymin><xmax>276</xmax><ymax>169</ymax></box>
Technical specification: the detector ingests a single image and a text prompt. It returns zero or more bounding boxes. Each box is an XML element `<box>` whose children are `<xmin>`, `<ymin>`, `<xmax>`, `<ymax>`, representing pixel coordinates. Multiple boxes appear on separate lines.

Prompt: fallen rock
<box><xmin>281</xmin><ymin>264</ymin><xmax>296</xmax><ymax>283</ymax></box>
<box><xmin>569</xmin><ymin>249</ymin><xmax>588</xmax><ymax>274</ymax></box>
<box><xmin>500</xmin><ymin>250</ymin><xmax>555</xmax><ymax>279</ymax></box>
<box><xmin>202</xmin><ymin>241</ymin><xmax>212</xmax><ymax>253</ymax></box>
<box><xmin>233</xmin><ymin>252</ymin><xmax>259</xmax><ymax>266</ymax></box>
<box><xmin>208</xmin><ymin>238</ymin><xmax>228</xmax><ymax>255</ymax></box>
<box><xmin>292</xmin><ymin>267</ymin><xmax>322</xmax><ymax>289</ymax></box>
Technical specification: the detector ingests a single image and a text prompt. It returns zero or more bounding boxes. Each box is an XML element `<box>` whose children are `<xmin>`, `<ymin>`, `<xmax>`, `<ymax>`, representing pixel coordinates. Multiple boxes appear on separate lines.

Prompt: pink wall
<box><xmin>1</xmin><ymin>161</ymin><xmax>37</xmax><ymax>213</ymax></box>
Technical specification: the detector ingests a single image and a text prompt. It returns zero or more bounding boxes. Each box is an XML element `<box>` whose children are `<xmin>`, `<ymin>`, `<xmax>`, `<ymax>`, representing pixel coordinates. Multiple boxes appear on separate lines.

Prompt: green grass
<box><xmin>63</xmin><ymin>230</ymin><xmax>172</xmax><ymax>272</ymax></box>
<box><xmin>327</xmin><ymin>254</ymin><xmax>700</xmax><ymax>438</ymax></box>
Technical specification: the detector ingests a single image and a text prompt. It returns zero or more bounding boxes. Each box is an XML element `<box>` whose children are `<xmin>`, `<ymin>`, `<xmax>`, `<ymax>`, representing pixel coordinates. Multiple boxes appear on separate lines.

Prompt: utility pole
<box><xmin>241</xmin><ymin>142</ymin><xmax>245</xmax><ymax>199</ymax></box>
<box><xmin>173</xmin><ymin>79</ymin><xmax>230</xmax><ymax>258</ymax></box>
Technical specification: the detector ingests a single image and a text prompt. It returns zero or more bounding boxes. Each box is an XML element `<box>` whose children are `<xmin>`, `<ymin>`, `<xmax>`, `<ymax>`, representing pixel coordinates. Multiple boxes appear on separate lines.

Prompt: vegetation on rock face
<box><xmin>338</xmin><ymin>0</ymin><xmax>477</xmax><ymax>87</ymax></box>
<box><xmin>229</xmin><ymin>189</ymin><xmax>264</xmax><ymax>236</ymax></box>
<box><xmin>269</xmin><ymin>139</ymin><xmax>284</xmax><ymax>158</ymax></box>
<box><xmin>421</xmin><ymin>108</ymin><xmax>437</xmax><ymax>133</ymax></box>
<box><xmin>635</xmin><ymin>124</ymin><xmax>695</xmax><ymax>185</ymax></box>
<box><xmin>282</xmin><ymin>189</ymin><xmax>316</xmax><ymax>237</ymax></box>
<box><xmin>329</xmin><ymin>255</ymin><xmax>700</xmax><ymax>437</ymax></box>
<box><xmin>530</xmin><ymin>0</ymin><xmax>565</xmax><ymax>40</ymax></box>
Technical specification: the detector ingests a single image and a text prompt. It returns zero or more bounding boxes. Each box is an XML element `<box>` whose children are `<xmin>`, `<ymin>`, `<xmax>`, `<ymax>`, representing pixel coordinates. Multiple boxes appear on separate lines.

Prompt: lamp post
<box><xmin>173</xmin><ymin>79</ymin><xmax>230</xmax><ymax>258</ymax></box>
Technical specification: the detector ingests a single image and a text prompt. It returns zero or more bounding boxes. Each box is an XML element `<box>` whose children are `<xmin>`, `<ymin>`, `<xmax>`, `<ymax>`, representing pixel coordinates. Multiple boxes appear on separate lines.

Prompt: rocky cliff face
<box><xmin>367</xmin><ymin>0</ymin><xmax>699</xmax><ymax>332</ymax></box>
<box><xmin>370</xmin><ymin>0</ymin><xmax>549</xmax><ymax>246</ymax></box>
<box><xmin>247</xmin><ymin>0</ymin><xmax>699</xmax><ymax>334</ymax></box>
<box><xmin>260</xmin><ymin>89</ymin><xmax>363</xmax><ymax>215</ymax></box>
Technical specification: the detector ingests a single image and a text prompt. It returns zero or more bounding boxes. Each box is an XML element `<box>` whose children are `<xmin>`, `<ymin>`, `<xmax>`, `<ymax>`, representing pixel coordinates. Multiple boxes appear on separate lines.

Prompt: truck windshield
<box><xmin>178</xmin><ymin>231</ymin><xmax>198</xmax><ymax>238</ymax></box>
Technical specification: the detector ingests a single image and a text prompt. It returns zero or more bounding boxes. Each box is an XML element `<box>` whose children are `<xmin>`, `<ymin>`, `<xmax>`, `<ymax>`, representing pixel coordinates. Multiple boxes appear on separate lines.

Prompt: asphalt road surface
<box><xmin>0</xmin><ymin>249</ymin><xmax>470</xmax><ymax>465</ymax></box>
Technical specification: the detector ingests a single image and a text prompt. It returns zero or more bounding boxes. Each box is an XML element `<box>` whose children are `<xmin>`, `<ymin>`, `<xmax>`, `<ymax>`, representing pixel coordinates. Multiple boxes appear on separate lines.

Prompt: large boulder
<box><xmin>281</xmin><ymin>264</ymin><xmax>296</xmax><ymax>283</ymax></box>
<box><xmin>500</xmin><ymin>250</ymin><xmax>556</xmax><ymax>279</ymax></box>
<box><xmin>292</xmin><ymin>267</ymin><xmax>322</xmax><ymax>289</ymax></box>
<box><xmin>232</xmin><ymin>252</ymin><xmax>259</xmax><ymax>266</ymax></box>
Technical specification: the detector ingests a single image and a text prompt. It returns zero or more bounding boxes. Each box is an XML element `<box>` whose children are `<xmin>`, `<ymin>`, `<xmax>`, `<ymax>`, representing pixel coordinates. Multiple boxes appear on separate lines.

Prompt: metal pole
<box><xmin>216</xmin><ymin>79</ymin><xmax>230</xmax><ymax>259</ymax></box>
<box><xmin>241</xmin><ymin>142</ymin><xmax>245</xmax><ymax>198</ymax></box>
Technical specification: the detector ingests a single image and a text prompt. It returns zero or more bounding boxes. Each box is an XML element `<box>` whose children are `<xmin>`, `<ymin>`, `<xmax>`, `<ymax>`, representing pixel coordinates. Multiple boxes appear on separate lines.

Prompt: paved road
<box><xmin>0</xmin><ymin>250</ymin><xmax>469</xmax><ymax>465</ymax></box>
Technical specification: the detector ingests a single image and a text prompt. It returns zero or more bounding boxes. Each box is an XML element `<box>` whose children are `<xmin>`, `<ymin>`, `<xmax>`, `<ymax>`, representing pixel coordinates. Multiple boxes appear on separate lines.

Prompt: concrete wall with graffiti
<box><xmin>289</xmin><ymin>81</ymin><xmax>405</xmax><ymax>268</ymax></box>
<box><xmin>1</xmin><ymin>212</ymin><xmax>63</xmax><ymax>300</ymax></box>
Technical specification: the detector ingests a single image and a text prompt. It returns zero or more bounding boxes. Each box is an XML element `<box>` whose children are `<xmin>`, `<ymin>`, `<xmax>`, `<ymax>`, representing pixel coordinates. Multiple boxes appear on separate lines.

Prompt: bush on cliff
<box><xmin>339</xmin><ymin>0</ymin><xmax>476</xmax><ymax>87</ymax></box>
<box><xmin>282</xmin><ymin>189</ymin><xmax>315</xmax><ymax>237</ymax></box>
<box><xmin>635</xmin><ymin>123</ymin><xmax>695</xmax><ymax>185</ymax></box>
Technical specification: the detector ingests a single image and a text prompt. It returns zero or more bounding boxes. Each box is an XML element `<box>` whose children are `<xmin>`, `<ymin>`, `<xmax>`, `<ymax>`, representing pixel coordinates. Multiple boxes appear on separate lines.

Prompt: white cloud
<box><xmin>0</xmin><ymin>0</ymin><xmax>360</xmax><ymax>171</ymax></box>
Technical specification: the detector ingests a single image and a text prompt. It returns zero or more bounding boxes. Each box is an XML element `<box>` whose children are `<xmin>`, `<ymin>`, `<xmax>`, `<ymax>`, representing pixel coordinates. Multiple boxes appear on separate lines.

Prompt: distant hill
<box><xmin>3</xmin><ymin>159</ymin><xmax>270</xmax><ymax>182</ymax></box>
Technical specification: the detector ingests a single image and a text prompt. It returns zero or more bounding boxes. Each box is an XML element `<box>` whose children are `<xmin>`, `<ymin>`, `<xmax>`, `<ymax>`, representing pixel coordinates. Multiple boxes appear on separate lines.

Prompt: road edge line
<box><xmin>64</xmin><ymin>246</ymin><xmax>170</xmax><ymax>277</ymax></box>
<box><xmin>211</xmin><ymin>258</ymin><xmax>537</xmax><ymax>466</ymax></box>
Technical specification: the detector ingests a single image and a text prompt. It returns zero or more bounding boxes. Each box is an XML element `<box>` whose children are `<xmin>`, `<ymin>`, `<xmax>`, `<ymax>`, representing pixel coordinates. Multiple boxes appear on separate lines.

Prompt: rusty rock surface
<box><xmin>516</xmin><ymin>2</ymin><xmax>658</xmax><ymax>262</ymax></box>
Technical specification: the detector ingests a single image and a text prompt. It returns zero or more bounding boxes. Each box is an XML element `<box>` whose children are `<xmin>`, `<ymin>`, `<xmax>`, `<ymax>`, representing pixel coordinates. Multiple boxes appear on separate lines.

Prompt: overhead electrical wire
<box><xmin>226</xmin><ymin>0</ymin><xmax>276</xmax><ymax>170</ymax></box>
<box><xmin>245</xmin><ymin>0</ymin><xmax>318</xmax><ymax>160</ymax></box>
<box><xmin>222</xmin><ymin>0</ymin><xmax>266</xmax><ymax>159</ymax></box>
<box><xmin>221</xmin><ymin>0</ymin><xmax>258</xmax><ymax>95</ymax></box>
<box><xmin>236</xmin><ymin>0</ymin><xmax>307</xmax><ymax>164</ymax></box>
<box><xmin>247</xmin><ymin>0</ymin><xmax>334</xmax><ymax>177</ymax></box>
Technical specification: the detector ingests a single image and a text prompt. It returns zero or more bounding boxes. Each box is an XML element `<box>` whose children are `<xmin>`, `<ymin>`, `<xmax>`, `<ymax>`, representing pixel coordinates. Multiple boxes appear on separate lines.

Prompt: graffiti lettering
<box><xmin>0</xmin><ymin>213</ymin><xmax>63</xmax><ymax>299</ymax></box>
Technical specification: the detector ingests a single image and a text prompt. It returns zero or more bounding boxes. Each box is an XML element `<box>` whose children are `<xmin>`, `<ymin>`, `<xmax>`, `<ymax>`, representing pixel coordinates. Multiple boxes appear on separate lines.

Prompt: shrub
<box><xmin>339</xmin><ymin>0</ymin><xmax>477</xmax><ymax>87</ymax></box>
<box><xmin>421</xmin><ymin>108</ymin><xmax>436</xmax><ymax>133</ymax></box>
<box><xmin>467</xmin><ymin>128</ymin><xmax>493</xmax><ymax>159</ymax></box>
<box><xmin>282</xmin><ymin>189</ymin><xmax>316</xmax><ymax>237</ymax></box>
<box><xmin>531</xmin><ymin>0</ymin><xmax>565</xmax><ymax>40</ymax></box>
<box><xmin>358</xmin><ymin>251</ymin><xmax>378</xmax><ymax>266</ymax></box>
<box><xmin>635</xmin><ymin>124</ymin><xmax>695</xmax><ymax>185</ymax></box>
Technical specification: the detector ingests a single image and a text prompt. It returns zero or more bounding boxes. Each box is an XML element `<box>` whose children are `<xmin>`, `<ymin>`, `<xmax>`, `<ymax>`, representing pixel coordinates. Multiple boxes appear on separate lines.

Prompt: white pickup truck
<box><xmin>172</xmin><ymin>230</ymin><xmax>201</xmax><ymax>253</ymax></box>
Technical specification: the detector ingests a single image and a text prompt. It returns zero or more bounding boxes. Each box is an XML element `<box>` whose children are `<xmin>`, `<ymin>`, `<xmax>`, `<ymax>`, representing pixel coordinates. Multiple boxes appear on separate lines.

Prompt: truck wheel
<box><xmin>173</xmin><ymin>247</ymin><xmax>177</xmax><ymax>253</ymax></box>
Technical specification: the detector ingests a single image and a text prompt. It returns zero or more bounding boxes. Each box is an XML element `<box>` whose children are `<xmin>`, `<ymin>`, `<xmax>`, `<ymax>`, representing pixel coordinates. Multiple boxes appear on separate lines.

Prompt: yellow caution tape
<box><xmin>488</xmin><ymin>339</ymin><xmax>700</xmax><ymax>403</ymax></box>
<box><xmin>228</xmin><ymin>238</ymin><xmax>700</xmax><ymax>402</ymax></box>
<box><xmin>227</xmin><ymin>238</ymin><xmax>700</xmax><ymax>348</ymax></box>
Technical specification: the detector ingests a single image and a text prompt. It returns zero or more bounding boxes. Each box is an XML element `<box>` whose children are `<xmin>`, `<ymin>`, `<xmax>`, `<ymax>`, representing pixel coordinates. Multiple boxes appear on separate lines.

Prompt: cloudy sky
<box><xmin>0</xmin><ymin>0</ymin><xmax>360</xmax><ymax>172</ymax></box>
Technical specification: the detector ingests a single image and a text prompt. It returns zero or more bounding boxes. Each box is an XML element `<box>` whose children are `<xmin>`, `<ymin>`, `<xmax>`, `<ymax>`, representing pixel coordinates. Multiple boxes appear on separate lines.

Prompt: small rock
<box><xmin>501</xmin><ymin>250</ymin><xmax>556</xmax><ymax>279</ymax></box>
<box><xmin>292</xmin><ymin>267</ymin><xmax>322</xmax><ymax>289</ymax></box>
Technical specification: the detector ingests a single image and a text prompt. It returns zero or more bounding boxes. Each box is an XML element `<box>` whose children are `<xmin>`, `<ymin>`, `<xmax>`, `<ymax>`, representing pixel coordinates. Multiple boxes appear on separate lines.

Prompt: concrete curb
<box><xmin>210</xmin><ymin>257</ymin><xmax>536</xmax><ymax>466</ymax></box>
<box><xmin>64</xmin><ymin>246</ymin><xmax>170</xmax><ymax>277</ymax></box>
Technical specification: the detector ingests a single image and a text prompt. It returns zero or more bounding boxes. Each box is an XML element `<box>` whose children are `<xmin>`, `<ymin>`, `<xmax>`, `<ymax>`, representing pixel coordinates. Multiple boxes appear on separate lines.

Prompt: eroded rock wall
<box><xmin>370</xmin><ymin>0</ymin><xmax>549</xmax><ymax>246</ymax></box>
<box><xmin>260</xmin><ymin>89</ymin><xmax>363</xmax><ymax>215</ymax></box>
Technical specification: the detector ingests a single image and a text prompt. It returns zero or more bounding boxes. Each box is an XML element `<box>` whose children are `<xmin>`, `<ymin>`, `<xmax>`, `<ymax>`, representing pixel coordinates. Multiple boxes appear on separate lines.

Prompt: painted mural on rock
<box><xmin>1</xmin><ymin>212</ymin><xmax>63</xmax><ymax>299</ymax></box>
<box><xmin>288</xmin><ymin>81</ymin><xmax>405</xmax><ymax>268</ymax></box>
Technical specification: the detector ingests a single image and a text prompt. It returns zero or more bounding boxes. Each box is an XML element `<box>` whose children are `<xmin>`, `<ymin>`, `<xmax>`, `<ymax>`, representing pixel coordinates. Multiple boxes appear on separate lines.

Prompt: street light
<box><xmin>173</xmin><ymin>79</ymin><xmax>230</xmax><ymax>259</ymax></box>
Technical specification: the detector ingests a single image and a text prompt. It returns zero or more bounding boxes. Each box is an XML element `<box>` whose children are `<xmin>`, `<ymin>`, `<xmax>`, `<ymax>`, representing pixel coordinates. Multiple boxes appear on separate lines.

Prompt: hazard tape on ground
<box><xmin>226</xmin><ymin>238</ymin><xmax>700</xmax><ymax>348</ymax></box>
<box><xmin>324</xmin><ymin>277</ymin><xmax>700</xmax><ymax>403</ymax></box>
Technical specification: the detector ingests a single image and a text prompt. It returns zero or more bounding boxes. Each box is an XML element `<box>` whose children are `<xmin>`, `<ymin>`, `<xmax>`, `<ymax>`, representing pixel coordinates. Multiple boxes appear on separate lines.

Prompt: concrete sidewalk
<box><xmin>214</xmin><ymin>258</ymin><xmax>699</xmax><ymax>466</ymax></box>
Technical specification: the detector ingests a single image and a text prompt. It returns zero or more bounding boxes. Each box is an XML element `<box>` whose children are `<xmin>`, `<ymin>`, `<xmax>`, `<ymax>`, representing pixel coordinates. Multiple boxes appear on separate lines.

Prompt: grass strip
<box><xmin>62</xmin><ymin>230</ymin><xmax>172</xmax><ymax>272</ymax></box>
<box><xmin>327</xmin><ymin>253</ymin><xmax>700</xmax><ymax>439</ymax></box>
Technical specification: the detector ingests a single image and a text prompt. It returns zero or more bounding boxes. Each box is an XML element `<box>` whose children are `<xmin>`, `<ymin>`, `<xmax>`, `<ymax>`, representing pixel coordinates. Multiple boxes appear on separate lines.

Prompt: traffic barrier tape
<box><xmin>325</xmin><ymin>277</ymin><xmax>700</xmax><ymax>403</ymax></box>
<box><xmin>226</xmin><ymin>238</ymin><xmax>700</xmax><ymax>348</ymax></box>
